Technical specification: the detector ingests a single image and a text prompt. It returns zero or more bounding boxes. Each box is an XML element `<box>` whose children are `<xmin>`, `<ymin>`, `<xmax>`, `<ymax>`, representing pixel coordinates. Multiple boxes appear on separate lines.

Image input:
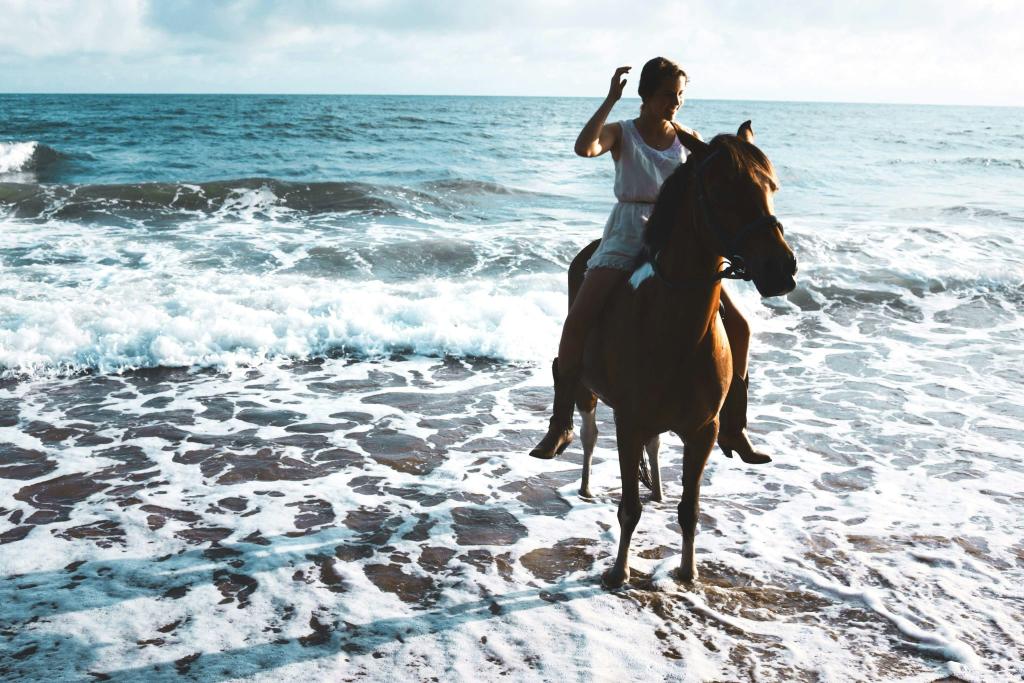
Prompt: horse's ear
<box><xmin>673</xmin><ymin>123</ymin><xmax>708</xmax><ymax>157</ymax></box>
<box><xmin>737</xmin><ymin>120</ymin><xmax>754</xmax><ymax>143</ymax></box>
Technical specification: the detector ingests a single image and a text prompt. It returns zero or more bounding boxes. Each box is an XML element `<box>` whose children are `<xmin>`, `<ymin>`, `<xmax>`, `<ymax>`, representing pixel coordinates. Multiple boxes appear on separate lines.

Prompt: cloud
<box><xmin>0</xmin><ymin>0</ymin><xmax>159</xmax><ymax>57</ymax></box>
<box><xmin>0</xmin><ymin>0</ymin><xmax>1020</xmax><ymax>104</ymax></box>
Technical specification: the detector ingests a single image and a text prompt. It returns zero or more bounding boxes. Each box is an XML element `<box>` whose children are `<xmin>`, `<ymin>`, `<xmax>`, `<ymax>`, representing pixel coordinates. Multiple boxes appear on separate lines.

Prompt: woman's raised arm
<box><xmin>574</xmin><ymin>66</ymin><xmax>630</xmax><ymax>158</ymax></box>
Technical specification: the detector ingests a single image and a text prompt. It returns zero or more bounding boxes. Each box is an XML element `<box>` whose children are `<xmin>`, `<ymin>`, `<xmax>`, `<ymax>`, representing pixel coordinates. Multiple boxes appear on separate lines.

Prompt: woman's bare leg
<box><xmin>719</xmin><ymin>288</ymin><xmax>749</xmax><ymax>379</ymax></box>
<box><xmin>558</xmin><ymin>267</ymin><xmax>628</xmax><ymax>375</ymax></box>
<box><xmin>529</xmin><ymin>267</ymin><xmax>627</xmax><ymax>459</ymax></box>
<box><xmin>717</xmin><ymin>288</ymin><xmax>771</xmax><ymax>464</ymax></box>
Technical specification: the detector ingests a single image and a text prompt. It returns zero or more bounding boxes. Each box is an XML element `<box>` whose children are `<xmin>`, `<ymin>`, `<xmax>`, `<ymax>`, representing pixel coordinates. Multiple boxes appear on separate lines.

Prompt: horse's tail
<box><xmin>638</xmin><ymin>452</ymin><xmax>655</xmax><ymax>491</ymax></box>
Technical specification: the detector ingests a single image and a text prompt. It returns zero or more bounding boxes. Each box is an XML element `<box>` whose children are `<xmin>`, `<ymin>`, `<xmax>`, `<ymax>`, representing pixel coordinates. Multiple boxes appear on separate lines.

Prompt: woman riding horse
<box><xmin>565</xmin><ymin>120</ymin><xmax>796</xmax><ymax>585</ymax></box>
<box><xmin>529</xmin><ymin>57</ymin><xmax>771</xmax><ymax>465</ymax></box>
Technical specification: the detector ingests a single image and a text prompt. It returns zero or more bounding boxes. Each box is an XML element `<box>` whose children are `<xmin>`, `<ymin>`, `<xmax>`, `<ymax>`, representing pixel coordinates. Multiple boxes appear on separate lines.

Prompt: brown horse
<box><xmin>567</xmin><ymin>121</ymin><xmax>796</xmax><ymax>586</ymax></box>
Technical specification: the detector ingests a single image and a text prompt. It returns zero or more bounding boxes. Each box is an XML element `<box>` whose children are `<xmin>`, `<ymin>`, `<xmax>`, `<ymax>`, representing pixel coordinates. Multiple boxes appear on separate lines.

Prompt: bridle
<box><xmin>647</xmin><ymin>148</ymin><xmax>784</xmax><ymax>289</ymax></box>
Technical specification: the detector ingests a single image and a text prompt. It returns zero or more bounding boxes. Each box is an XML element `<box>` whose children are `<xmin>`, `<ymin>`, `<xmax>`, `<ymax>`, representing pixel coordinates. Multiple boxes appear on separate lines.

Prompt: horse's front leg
<box><xmin>603</xmin><ymin>416</ymin><xmax>644</xmax><ymax>589</ymax></box>
<box><xmin>678</xmin><ymin>420</ymin><xmax>717</xmax><ymax>582</ymax></box>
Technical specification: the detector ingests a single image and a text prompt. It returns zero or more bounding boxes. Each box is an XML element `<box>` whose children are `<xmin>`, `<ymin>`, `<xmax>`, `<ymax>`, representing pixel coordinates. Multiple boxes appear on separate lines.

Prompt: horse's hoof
<box><xmin>528</xmin><ymin>429</ymin><xmax>574</xmax><ymax>460</ymax></box>
<box><xmin>676</xmin><ymin>564</ymin><xmax>699</xmax><ymax>583</ymax></box>
<box><xmin>739</xmin><ymin>452</ymin><xmax>772</xmax><ymax>465</ymax></box>
<box><xmin>650</xmin><ymin>493</ymin><xmax>663</xmax><ymax>503</ymax></box>
<box><xmin>579</xmin><ymin>487</ymin><xmax>593</xmax><ymax>499</ymax></box>
<box><xmin>602</xmin><ymin>566</ymin><xmax>629</xmax><ymax>589</ymax></box>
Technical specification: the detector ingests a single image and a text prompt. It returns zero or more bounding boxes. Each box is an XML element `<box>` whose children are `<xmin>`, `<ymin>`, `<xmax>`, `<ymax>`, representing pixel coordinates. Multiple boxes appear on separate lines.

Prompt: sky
<box><xmin>0</xmin><ymin>0</ymin><xmax>1022</xmax><ymax>106</ymax></box>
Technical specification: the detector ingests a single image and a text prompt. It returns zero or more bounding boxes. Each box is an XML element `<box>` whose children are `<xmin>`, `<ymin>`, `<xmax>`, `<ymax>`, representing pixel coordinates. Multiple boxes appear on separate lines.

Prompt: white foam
<box><xmin>0</xmin><ymin>271</ymin><xmax>564</xmax><ymax>376</ymax></box>
<box><xmin>0</xmin><ymin>140</ymin><xmax>39</xmax><ymax>174</ymax></box>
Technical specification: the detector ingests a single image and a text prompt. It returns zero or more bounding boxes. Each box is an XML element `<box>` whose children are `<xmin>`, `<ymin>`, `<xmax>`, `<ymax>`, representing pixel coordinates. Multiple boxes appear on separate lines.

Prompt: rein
<box><xmin>646</xmin><ymin>149</ymin><xmax>783</xmax><ymax>290</ymax></box>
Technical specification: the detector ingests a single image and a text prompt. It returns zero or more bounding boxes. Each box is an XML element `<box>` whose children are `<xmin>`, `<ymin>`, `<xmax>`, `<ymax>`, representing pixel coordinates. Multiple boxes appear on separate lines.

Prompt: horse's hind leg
<box><xmin>603</xmin><ymin>416</ymin><xmax>644</xmax><ymax>589</ymax></box>
<box><xmin>577</xmin><ymin>389</ymin><xmax>598</xmax><ymax>498</ymax></box>
<box><xmin>579</xmin><ymin>410</ymin><xmax>598</xmax><ymax>498</ymax></box>
<box><xmin>644</xmin><ymin>435</ymin><xmax>663</xmax><ymax>502</ymax></box>
<box><xmin>678</xmin><ymin>421</ymin><xmax>717</xmax><ymax>582</ymax></box>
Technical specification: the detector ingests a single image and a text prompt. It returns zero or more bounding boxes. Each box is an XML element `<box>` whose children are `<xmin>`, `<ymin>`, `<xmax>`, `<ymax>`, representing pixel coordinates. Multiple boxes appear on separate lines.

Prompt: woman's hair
<box><xmin>637</xmin><ymin>57</ymin><xmax>688</xmax><ymax>100</ymax></box>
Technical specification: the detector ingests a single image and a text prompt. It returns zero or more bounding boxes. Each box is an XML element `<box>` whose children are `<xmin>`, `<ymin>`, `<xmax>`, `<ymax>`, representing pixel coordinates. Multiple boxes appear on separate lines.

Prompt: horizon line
<box><xmin>1</xmin><ymin>91</ymin><xmax>1021</xmax><ymax>109</ymax></box>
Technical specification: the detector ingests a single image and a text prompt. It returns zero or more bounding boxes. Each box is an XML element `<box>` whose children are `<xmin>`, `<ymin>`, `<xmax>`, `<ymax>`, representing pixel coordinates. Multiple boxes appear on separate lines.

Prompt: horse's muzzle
<box><xmin>752</xmin><ymin>254</ymin><xmax>797</xmax><ymax>298</ymax></box>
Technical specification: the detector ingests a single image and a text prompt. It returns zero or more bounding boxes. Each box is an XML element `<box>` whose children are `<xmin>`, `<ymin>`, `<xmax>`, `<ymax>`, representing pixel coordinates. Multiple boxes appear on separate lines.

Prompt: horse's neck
<box><xmin>650</xmin><ymin>211</ymin><xmax>724</xmax><ymax>352</ymax></box>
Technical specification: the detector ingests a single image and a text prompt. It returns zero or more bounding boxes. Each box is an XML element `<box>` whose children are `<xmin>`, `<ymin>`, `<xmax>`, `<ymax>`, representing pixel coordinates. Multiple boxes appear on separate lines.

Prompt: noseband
<box><xmin>648</xmin><ymin>150</ymin><xmax>783</xmax><ymax>288</ymax></box>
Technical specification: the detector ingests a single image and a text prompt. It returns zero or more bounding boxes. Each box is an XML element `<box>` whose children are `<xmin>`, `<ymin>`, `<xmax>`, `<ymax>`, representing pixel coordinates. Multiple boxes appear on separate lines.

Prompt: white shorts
<box><xmin>585</xmin><ymin>201</ymin><xmax>653</xmax><ymax>272</ymax></box>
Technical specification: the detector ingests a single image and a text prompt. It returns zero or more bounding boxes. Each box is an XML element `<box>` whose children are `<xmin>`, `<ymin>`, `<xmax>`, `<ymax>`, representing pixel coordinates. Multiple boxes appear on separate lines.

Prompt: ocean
<box><xmin>1</xmin><ymin>94</ymin><xmax>1022</xmax><ymax>681</ymax></box>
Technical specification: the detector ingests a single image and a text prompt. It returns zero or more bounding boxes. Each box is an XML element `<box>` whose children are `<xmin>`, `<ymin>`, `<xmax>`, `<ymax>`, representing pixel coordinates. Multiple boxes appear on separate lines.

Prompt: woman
<box><xmin>529</xmin><ymin>57</ymin><xmax>770</xmax><ymax>465</ymax></box>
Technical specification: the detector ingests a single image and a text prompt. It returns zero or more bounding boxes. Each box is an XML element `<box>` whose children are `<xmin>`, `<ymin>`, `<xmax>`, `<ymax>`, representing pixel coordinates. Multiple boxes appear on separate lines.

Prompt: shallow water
<box><xmin>2</xmin><ymin>95</ymin><xmax>1023</xmax><ymax>680</ymax></box>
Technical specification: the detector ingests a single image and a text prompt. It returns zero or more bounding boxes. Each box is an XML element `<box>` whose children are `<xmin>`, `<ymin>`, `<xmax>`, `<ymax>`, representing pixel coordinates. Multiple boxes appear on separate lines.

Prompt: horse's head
<box><xmin>676</xmin><ymin>122</ymin><xmax>797</xmax><ymax>297</ymax></box>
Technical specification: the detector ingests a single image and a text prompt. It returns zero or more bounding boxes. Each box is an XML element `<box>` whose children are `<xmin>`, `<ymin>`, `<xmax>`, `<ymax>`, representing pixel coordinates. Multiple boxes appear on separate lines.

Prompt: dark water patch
<box><xmin>353</xmin><ymin>426</ymin><xmax>443</xmax><ymax>475</ymax></box>
<box><xmin>15</xmin><ymin>473</ymin><xmax>109</xmax><ymax>525</ymax></box>
<box><xmin>124</xmin><ymin>423</ymin><xmax>191</xmax><ymax>442</ymax></box>
<box><xmin>236</xmin><ymin>407</ymin><xmax>306</xmax><ymax>427</ymax></box>
<box><xmin>285</xmin><ymin>421</ymin><xmax>357</xmax><ymax>434</ymax></box>
<box><xmin>0</xmin><ymin>398</ymin><xmax>20</xmax><ymax>426</ymax></box>
<box><xmin>306</xmin><ymin>554</ymin><xmax>347</xmax><ymax>592</ymax></box>
<box><xmin>815</xmin><ymin>466</ymin><xmax>876</xmax><ymax>492</ymax></box>
<box><xmin>499</xmin><ymin>474</ymin><xmax>572</xmax><ymax>517</ymax></box>
<box><xmin>401</xmin><ymin>514</ymin><xmax>436</xmax><ymax>541</ymax></box>
<box><xmin>141</xmin><ymin>504</ymin><xmax>202</xmax><ymax>530</ymax></box>
<box><xmin>53</xmin><ymin>520</ymin><xmax>125</xmax><ymax>548</ymax></box>
<box><xmin>360</xmin><ymin>238</ymin><xmax>482</xmax><ymax>279</ymax></box>
<box><xmin>309</xmin><ymin>369</ymin><xmax>408</xmax><ymax>394</ymax></box>
<box><xmin>343</xmin><ymin>505</ymin><xmax>402</xmax><ymax>546</ymax></box>
<box><xmin>520</xmin><ymin>538</ymin><xmax>597</xmax><ymax>582</ymax></box>
<box><xmin>0</xmin><ymin>176</ymin><xmax>530</xmax><ymax>224</ymax></box>
<box><xmin>362</xmin><ymin>388</ymin><xmax>489</xmax><ymax>418</ymax></box>
<box><xmin>197</xmin><ymin>397</ymin><xmax>235</xmax><ymax>421</ymax></box>
<box><xmin>363</xmin><ymin>563</ymin><xmax>436</xmax><ymax>605</ymax></box>
<box><xmin>213</xmin><ymin>570</ymin><xmax>258</xmax><ymax>607</ymax></box>
<box><xmin>217</xmin><ymin>497</ymin><xmax>248</xmax><ymax>512</ymax></box>
<box><xmin>140</xmin><ymin>396</ymin><xmax>173</xmax><ymax>409</ymax></box>
<box><xmin>287</xmin><ymin>498</ymin><xmax>335</xmax><ymax>531</ymax></box>
<box><xmin>313</xmin><ymin>447</ymin><xmax>364</xmax><ymax>469</ymax></box>
<box><xmin>0</xmin><ymin>525</ymin><xmax>35</xmax><ymax>544</ymax></box>
<box><xmin>176</xmin><ymin>527</ymin><xmax>233</xmax><ymax>544</ymax></box>
<box><xmin>450</xmin><ymin>507</ymin><xmax>527</xmax><ymax>546</ymax></box>
<box><xmin>175</xmin><ymin>436</ymin><xmax>356</xmax><ymax>483</ymax></box>
<box><xmin>0</xmin><ymin>445</ymin><xmax>56</xmax><ymax>480</ymax></box>
<box><xmin>418</xmin><ymin>546</ymin><xmax>457</xmax><ymax>573</ymax></box>
<box><xmin>421</xmin><ymin>415</ymin><xmax>496</xmax><ymax>450</ymax></box>
<box><xmin>272</xmin><ymin>433</ymin><xmax>331</xmax><ymax>450</ymax></box>
<box><xmin>40</xmin><ymin>376</ymin><xmax>129</xmax><ymax>409</ymax></box>
<box><xmin>385</xmin><ymin>485</ymin><xmax>448</xmax><ymax>508</ymax></box>
<box><xmin>457</xmin><ymin>549</ymin><xmax>515</xmax><ymax>579</ymax></box>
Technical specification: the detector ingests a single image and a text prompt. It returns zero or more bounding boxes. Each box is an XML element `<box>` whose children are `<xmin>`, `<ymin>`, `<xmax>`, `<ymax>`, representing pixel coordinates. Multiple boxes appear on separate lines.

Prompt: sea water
<box><xmin>1</xmin><ymin>95</ymin><xmax>1022</xmax><ymax>681</ymax></box>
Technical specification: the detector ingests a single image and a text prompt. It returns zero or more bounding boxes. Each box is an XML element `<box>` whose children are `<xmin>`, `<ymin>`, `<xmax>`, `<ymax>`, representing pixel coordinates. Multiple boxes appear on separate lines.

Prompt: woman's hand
<box><xmin>575</xmin><ymin>66</ymin><xmax>630</xmax><ymax>157</ymax></box>
<box><xmin>607</xmin><ymin>66</ymin><xmax>631</xmax><ymax>103</ymax></box>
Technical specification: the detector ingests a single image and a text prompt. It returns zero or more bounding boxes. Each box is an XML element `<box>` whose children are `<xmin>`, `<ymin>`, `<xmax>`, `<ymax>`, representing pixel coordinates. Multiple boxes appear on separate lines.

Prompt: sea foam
<box><xmin>0</xmin><ymin>272</ymin><xmax>564</xmax><ymax>377</ymax></box>
<box><xmin>0</xmin><ymin>141</ymin><xmax>40</xmax><ymax>174</ymax></box>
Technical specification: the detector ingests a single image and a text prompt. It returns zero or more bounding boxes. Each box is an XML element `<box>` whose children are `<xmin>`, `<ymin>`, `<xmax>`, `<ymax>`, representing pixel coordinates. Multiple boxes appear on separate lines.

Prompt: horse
<box><xmin>566</xmin><ymin>121</ymin><xmax>796</xmax><ymax>586</ymax></box>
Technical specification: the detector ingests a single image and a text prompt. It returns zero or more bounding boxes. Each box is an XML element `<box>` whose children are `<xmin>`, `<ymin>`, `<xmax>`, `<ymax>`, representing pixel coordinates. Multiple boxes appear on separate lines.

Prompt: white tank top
<box><xmin>613</xmin><ymin>119</ymin><xmax>689</xmax><ymax>203</ymax></box>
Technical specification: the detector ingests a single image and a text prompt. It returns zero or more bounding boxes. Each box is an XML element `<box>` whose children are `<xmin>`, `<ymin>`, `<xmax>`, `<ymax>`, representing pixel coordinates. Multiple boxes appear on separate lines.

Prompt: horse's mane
<box><xmin>643</xmin><ymin>134</ymin><xmax>779</xmax><ymax>256</ymax></box>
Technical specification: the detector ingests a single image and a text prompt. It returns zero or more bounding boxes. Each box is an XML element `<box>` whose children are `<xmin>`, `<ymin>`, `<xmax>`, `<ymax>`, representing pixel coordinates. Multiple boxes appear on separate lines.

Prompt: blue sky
<box><xmin>1</xmin><ymin>0</ymin><xmax>1021</xmax><ymax>105</ymax></box>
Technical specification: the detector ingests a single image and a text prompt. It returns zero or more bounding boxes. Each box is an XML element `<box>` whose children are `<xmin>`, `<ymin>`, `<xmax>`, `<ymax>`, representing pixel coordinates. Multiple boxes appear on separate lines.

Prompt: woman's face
<box><xmin>645</xmin><ymin>75</ymin><xmax>686</xmax><ymax>121</ymax></box>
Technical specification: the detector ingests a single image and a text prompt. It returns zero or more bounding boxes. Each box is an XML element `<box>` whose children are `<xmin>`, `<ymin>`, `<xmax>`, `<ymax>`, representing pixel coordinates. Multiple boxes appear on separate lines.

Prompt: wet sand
<box><xmin>1</xmin><ymin>356</ymin><xmax>1022</xmax><ymax>681</ymax></box>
